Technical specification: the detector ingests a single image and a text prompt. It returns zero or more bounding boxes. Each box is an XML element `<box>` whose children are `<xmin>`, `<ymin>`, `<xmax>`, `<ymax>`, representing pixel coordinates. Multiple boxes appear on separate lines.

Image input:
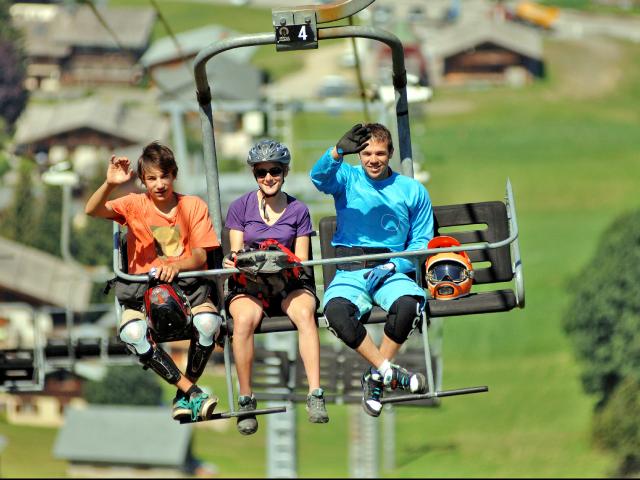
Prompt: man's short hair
<box><xmin>137</xmin><ymin>141</ymin><xmax>179</xmax><ymax>180</ymax></box>
<box><xmin>364</xmin><ymin>123</ymin><xmax>394</xmax><ymax>155</ymax></box>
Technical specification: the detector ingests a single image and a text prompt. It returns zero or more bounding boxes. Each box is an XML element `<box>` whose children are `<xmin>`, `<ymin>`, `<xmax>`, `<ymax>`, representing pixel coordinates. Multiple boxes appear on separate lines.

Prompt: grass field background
<box><xmin>2</xmin><ymin>2</ymin><xmax>640</xmax><ymax>477</ymax></box>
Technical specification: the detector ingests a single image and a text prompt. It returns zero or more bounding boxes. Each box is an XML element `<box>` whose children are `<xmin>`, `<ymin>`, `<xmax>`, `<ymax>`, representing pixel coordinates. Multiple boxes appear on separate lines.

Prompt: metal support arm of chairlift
<box><xmin>0</xmin><ymin>303</ymin><xmax>45</xmax><ymax>392</ymax></box>
<box><xmin>111</xmin><ymin>0</ymin><xmax>525</xmax><ymax>408</ymax></box>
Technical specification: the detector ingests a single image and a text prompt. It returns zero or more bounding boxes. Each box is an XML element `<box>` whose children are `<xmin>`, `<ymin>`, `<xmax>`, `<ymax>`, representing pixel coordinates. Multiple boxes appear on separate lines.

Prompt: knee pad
<box><xmin>119</xmin><ymin>319</ymin><xmax>151</xmax><ymax>355</ymax></box>
<box><xmin>139</xmin><ymin>346</ymin><xmax>181</xmax><ymax>385</ymax></box>
<box><xmin>193</xmin><ymin>312</ymin><xmax>222</xmax><ymax>347</ymax></box>
<box><xmin>384</xmin><ymin>295</ymin><xmax>423</xmax><ymax>344</ymax></box>
<box><xmin>324</xmin><ymin>298</ymin><xmax>367</xmax><ymax>350</ymax></box>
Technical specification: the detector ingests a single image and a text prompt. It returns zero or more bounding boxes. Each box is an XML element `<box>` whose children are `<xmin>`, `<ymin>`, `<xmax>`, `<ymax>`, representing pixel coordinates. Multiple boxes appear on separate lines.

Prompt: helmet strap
<box><xmin>258</xmin><ymin>190</ymin><xmax>284</xmax><ymax>222</ymax></box>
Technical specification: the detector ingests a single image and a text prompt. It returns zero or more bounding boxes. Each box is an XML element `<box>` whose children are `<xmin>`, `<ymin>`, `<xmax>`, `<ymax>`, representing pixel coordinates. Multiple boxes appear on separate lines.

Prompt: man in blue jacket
<box><xmin>310</xmin><ymin>123</ymin><xmax>434</xmax><ymax>417</ymax></box>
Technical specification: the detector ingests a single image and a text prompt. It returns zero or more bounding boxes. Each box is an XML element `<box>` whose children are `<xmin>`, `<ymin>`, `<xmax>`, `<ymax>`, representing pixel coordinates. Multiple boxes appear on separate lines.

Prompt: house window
<box><xmin>17</xmin><ymin>397</ymin><xmax>38</xmax><ymax>414</ymax></box>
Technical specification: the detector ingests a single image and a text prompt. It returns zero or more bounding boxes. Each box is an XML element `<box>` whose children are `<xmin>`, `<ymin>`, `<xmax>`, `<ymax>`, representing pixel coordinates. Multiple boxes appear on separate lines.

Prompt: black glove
<box><xmin>336</xmin><ymin>123</ymin><xmax>371</xmax><ymax>156</ymax></box>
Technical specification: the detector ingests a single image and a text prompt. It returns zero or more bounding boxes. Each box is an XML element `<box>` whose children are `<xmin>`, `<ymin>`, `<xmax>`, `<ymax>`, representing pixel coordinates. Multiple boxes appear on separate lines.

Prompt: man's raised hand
<box><xmin>336</xmin><ymin>123</ymin><xmax>372</xmax><ymax>156</ymax></box>
<box><xmin>106</xmin><ymin>155</ymin><xmax>134</xmax><ymax>186</ymax></box>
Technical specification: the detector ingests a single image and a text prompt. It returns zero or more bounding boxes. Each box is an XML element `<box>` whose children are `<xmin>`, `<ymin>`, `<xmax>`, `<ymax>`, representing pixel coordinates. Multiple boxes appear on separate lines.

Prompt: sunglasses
<box><xmin>254</xmin><ymin>166</ymin><xmax>284</xmax><ymax>179</ymax></box>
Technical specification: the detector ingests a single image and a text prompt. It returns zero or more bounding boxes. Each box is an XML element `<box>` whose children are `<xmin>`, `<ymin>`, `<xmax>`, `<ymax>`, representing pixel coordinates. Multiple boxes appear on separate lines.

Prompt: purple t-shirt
<box><xmin>225</xmin><ymin>191</ymin><xmax>313</xmax><ymax>250</ymax></box>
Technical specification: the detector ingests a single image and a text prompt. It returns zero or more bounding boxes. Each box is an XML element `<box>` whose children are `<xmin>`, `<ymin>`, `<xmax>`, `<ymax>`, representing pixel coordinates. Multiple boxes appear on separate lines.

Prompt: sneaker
<box><xmin>237</xmin><ymin>395</ymin><xmax>258</xmax><ymax>435</ymax></box>
<box><xmin>384</xmin><ymin>364</ymin><xmax>427</xmax><ymax>393</ymax></box>
<box><xmin>361</xmin><ymin>367</ymin><xmax>384</xmax><ymax>417</ymax></box>
<box><xmin>172</xmin><ymin>394</ymin><xmax>192</xmax><ymax>422</ymax></box>
<box><xmin>306</xmin><ymin>388</ymin><xmax>329</xmax><ymax>424</ymax></box>
<box><xmin>189</xmin><ymin>391</ymin><xmax>218</xmax><ymax>421</ymax></box>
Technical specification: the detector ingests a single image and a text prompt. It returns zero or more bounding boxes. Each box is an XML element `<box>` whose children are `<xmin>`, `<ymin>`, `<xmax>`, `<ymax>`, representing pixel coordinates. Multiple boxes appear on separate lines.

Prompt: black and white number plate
<box><xmin>275</xmin><ymin>24</ymin><xmax>316</xmax><ymax>45</ymax></box>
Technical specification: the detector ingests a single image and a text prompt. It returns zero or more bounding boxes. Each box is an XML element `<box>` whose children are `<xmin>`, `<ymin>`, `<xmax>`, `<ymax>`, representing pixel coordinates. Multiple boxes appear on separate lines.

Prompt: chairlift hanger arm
<box><xmin>193</xmin><ymin>24</ymin><xmax>413</xmax><ymax>234</ymax></box>
<box><xmin>275</xmin><ymin>0</ymin><xmax>375</xmax><ymax>25</ymax></box>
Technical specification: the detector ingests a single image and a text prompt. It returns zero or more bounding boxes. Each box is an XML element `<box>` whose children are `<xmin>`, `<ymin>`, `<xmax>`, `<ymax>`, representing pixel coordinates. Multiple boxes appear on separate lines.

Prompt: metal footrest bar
<box><xmin>179</xmin><ymin>406</ymin><xmax>287</xmax><ymax>424</ymax></box>
<box><xmin>381</xmin><ymin>386</ymin><xmax>488</xmax><ymax>405</ymax></box>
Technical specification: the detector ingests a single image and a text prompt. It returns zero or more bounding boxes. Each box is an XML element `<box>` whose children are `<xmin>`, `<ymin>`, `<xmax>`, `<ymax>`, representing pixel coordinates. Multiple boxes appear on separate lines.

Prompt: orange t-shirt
<box><xmin>106</xmin><ymin>193</ymin><xmax>220</xmax><ymax>274</ymax></box>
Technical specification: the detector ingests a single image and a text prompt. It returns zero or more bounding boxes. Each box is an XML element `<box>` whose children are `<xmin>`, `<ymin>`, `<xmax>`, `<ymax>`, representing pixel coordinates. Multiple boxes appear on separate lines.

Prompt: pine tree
<box><xmin>32</xmin><ymin>184</ymin><xmax>63</xmax><ymax>256</ymax></box>
<box><xmin>0</xmin><ymin>158</ymin><xmax>39</xmax><ymax>245</ymax></box>
<box><xmin>0</xmin><ymin>0</ymin><xmax>29</xmax><ymax>129</ymax></box>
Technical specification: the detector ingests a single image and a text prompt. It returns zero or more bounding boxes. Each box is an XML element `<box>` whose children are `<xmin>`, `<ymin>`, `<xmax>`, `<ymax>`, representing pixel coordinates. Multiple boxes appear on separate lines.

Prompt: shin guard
<box><xmin>185</xmin><ymin>339</ymin><xmax>215</xmax><ymax>381</ymax></box>
<box><xmin>139</xmin><ymin>346</ymin><xmax>181</xmax><ymax>385</ymax></box>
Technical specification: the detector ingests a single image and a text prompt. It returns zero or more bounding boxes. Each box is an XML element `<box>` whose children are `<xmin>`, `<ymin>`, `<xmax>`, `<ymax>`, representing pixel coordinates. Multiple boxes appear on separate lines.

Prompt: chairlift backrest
<box><xmin>319</xmin><ymin>199</ymin><xmax>520</xmax><ymax>318</ymax></box>
<box><xmin>319</xmin><ymin>200</ymin><xmax>514</xmax><ymax>290</ymax></box>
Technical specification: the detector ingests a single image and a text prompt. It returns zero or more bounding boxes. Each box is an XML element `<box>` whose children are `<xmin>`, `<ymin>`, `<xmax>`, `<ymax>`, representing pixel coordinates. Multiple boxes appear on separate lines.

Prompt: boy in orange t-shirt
<box><xmin>86</xmin><ymin>141</ymin><xmax>222</xmax><ymax>422</ymax></box>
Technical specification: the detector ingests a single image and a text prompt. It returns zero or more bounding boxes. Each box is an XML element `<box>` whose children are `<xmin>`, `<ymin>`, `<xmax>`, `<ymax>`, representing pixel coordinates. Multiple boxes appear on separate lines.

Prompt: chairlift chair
<box><xmin>108</xmin><ymin>0</ymin><xmax>526</xmax><ymax>414</ymax></box>
<box><xmin>189</xmin><ymin>0</ymin><xmax>525</xmax><ymax>407</ymax></box>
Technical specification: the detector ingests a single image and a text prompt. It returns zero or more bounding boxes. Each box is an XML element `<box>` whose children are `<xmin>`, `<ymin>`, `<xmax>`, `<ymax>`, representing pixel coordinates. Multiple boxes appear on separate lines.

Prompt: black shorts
<box><xmin>115</xmin><ymin>277</ymin><xmax>219</xmax><ymax>311</ymax></box>
<box><xmin>225</xmin><ymin>268</ymin><xmax>319</xmax><ymax>317</ymax></box>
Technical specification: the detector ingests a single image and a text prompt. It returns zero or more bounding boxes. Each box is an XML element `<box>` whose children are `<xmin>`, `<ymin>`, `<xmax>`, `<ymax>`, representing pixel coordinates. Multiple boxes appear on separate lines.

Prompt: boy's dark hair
<box><xmin>137</xmin><ymin>141</ymin><xmax>179</xmax><ymax>180</ymax></box>
<box><xmin>364</xmin><ymin>123</ymin><xmax>394</xmax><ymax>155</ymax></box>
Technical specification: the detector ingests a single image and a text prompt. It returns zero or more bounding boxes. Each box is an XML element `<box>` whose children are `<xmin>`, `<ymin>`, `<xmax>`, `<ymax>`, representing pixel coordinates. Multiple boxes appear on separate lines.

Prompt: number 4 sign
<box><xmin>275</xmin><ymin>23</ymin><xmax>317</xmax><ymax>50</ymax></box>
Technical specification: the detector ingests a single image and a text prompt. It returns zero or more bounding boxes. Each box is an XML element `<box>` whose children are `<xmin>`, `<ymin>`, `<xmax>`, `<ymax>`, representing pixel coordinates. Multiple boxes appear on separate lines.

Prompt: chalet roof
<box><xmin>15</xmin><ymin>16</ymin><xmax>70</xmax><ymax>58</ymax></box>
<box><xmin>152</xmin><ymin>57</ymin><xmax>263</xmax><ymax>104</ymax></box>
<box><xmin>13</xmin><ymin>97</ymin><xmax>169</xmax><ymax>148</ymax></box>
<box><xmin>13</xmin><ymin>5</ymin><xmax>156</xmax><ymax>56</ymax></box>
<box><xmin>54</xmin><ymin>405</ymin><xmax>192</xmax><ymax>467</ymax></box>
<box><xmin>139</xmin><ymin>24</ymin><xmax>256</xmax><ymax>68</ymax></box>
<box><xmin>51</xmin><ymin>6</ymin><xmax>155</xmax><ymax>50</ymax></box>
<box><xmin>0</xmin><ymin>236</ymin><xmax>93</xmax><ymax>312</ymax></box>
<box><xmin>424</xmin><ymin>19</ymin><xmax>543</xmax><ymax>60</ymax></box>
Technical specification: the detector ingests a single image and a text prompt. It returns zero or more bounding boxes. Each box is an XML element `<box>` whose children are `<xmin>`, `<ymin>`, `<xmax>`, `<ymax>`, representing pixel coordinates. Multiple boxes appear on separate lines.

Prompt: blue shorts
<box><xmin>322</xmin><ymin>269</ymin><xmax>426</xmax><ymax>320</ymax></box>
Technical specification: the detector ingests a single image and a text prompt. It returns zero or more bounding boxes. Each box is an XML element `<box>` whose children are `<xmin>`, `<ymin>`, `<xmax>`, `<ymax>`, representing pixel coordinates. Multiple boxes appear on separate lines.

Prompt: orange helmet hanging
<box><xmin>425</xmin><ymin>236</ymin><xmax>474</xmax><ymax>300</ymax></box>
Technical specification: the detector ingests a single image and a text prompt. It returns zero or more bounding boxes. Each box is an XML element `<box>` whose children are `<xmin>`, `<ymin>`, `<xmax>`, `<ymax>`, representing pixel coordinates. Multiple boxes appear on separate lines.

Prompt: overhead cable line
<box><xmin>76</xmin><ymin>0</ymin><xmax>125</xmax><ymax>51</ymax></box>
<box><xmin>348</xmin><ymin>15</ymin><xmax>370</xmax><ymax>122</ymax></box>
<box><xmin>147</xmin><ymin>0</ymin><xmax>195</xmax><ymax>80</ymax></box>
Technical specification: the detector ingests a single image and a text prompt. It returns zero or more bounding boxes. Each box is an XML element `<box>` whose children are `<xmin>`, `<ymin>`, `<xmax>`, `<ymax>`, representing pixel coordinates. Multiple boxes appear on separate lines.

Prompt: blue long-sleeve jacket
<box><xmin>310</xmin><ymin>148</ymin><xmax>434</xmax><ymax>274</ymax></box>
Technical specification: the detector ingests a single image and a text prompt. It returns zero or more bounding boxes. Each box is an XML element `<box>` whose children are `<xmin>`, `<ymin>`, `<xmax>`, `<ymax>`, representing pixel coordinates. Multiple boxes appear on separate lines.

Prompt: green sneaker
<box><xmin>172</xmin><ymin>395</ymin><xmax>191</xmax><ymax>422</ymax></box>
<box><xmin>189</xmin><ymin>391</ymin><xmax>218</xmax><ymax>421</ymax></box>
<box><xmin>306</xmin><ymin>388</ymin><xmax>329</xmax><ymax>424</ymax></box>
<box><xmin>237</xmin><ymin>395</ymin><xmax>258</xmax><ymax>435</ymax></box>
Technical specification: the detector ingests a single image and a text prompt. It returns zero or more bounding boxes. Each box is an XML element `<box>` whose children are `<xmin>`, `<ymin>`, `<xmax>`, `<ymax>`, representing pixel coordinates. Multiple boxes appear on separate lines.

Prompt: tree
<box><xmin>563</xmin><ymin>209</ymin><xmax>640</xmax><ymax>407</ymax></box>
<box><xmin>31</xmin><ymin>184</ymin><xmax>63</xmax><ymax>256</ymax></box>
<box><xmin>564</xmin><ymin>209</ymin><xmax>640</xmax><ymax>477</ymax></box>
<box><xmin>71</xmin><ymin>168</ymin><xmax>114</xmax><ymax>269</ymax></box>
<box><xmin>0</xmin><ymin>0</ymin><xmax>29</xmax><ymax>129</ymax></box>
<box><xmin>84</xmin><ymin>365</ymin><xmax>164</xmax><ymax>406</ymax></box>
<box><xmin>592</xmin><ymin>377</ymin><xmax>640</xmax><ymax>477</ymax></box>
<box><xmin>0</xmin><ymin>158</ymin><xmax>39</xmax><ymax>245</ymax></box>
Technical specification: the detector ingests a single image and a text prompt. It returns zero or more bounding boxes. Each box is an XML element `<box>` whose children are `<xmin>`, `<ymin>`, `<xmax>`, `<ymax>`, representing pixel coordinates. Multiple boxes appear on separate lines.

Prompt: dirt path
<box><xmin>544</xmin><ymin>36</ymin><xmax>624</xmax><ymax>100</ymax></box>
<box><xmin>265</xmin><ymin>40</ymin><xmax>357</xmax><ymax>99</ymax></box>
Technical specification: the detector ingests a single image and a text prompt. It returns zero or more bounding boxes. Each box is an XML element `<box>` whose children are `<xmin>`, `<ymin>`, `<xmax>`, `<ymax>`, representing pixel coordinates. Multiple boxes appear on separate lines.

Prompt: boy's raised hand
<box><xmin>336</xmin><ymin>123</ymin><xmax>371</xmax><ymax>156</ymax></box>
<box><xmin>107</xmin><ymin>155</ymin><xmax>134</xmax><ymax>186</ymax></box>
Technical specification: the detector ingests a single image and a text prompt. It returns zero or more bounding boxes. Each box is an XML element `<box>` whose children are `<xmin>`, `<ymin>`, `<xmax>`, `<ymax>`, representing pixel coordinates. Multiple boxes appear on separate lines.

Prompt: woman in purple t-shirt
<box><xmin>222</xmin><ymin>139</ymin><xmax>329</xmax><ymax>435</ymax></box>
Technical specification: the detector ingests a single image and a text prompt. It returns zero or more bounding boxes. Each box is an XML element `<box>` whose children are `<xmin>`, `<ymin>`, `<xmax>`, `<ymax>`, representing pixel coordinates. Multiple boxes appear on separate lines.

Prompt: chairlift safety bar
<box><xmin>111</xmin><ymin>180</ymin><xmax>522</xmax><ymax>295</ymax></box>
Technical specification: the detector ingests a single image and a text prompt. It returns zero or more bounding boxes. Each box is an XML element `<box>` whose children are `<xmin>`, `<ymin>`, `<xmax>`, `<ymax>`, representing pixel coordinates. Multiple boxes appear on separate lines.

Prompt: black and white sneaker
<box><xmin>361</xmin><ymin>367</ymin><xmax>384</xmax><ymax>417</ymax></box>
<box><xmin>384</xmin><ymin>364</ymin><xmax>427</xmax><ymax>393</ymax></box>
